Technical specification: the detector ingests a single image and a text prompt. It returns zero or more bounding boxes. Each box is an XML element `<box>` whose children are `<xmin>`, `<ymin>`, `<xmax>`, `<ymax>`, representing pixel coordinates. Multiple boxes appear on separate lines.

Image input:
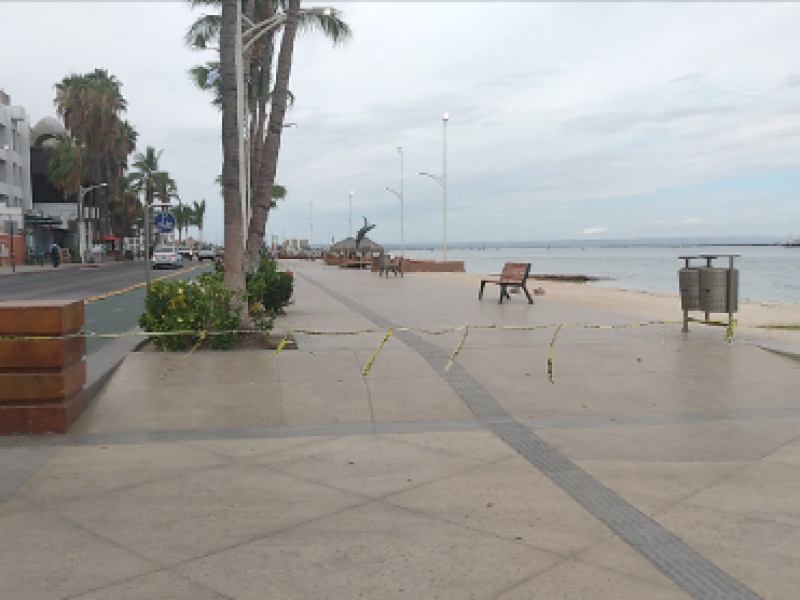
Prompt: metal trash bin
<box><xmin>679</xmin><ymin>268</ymin><xmax>700</xmax><ymax>311</ymax></box>
<box><xmin>678</xmin><ymin>254</ymin><xmax>740</xmax><ymax>333</ymax></box>
<box><xmin>699</xmin><ymin>267</ymin><xmax>739</xmax><ymax>313</ymax></box>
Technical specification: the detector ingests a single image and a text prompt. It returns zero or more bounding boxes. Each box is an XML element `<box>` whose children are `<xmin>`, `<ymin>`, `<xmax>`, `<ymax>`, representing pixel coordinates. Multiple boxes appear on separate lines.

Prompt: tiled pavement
<box><xmin>2</xmin><ymin>260</ymin><xmax>800</xmax><ymax>599</ymax></box>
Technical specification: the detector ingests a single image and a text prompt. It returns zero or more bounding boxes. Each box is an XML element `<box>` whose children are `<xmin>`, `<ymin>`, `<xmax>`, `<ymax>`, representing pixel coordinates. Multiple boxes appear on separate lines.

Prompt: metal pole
<box><xmin>399</xmin><ymin>147</ymin><xmax>404</xmax><ymax>257</ymax></box>
<box><xmin>10</xmin><ymin>222</ymin><xmax>15</xmax><ymax>273</ymax></box>
<box><xmin>145</xmin><ymin>203</ymin><xmax>151</xmax><ymax>291</ymax></box>
<box><xmin>78</xmin><ymin>187</ymin><xmax>86</xmax><ymax>263</ymax></box>
<box><xmin>349</xmin><ymin>191</ymin><xmax>353</xmax><ymax>238</ymax></box>
<box><xmin>310</xmin><ymin>202</ymin><xmax>313</xmax><ymax>247</ymax></box>
<box><xmin>442</xmin><ymin>113</ymin><xmax>448</xmax><ymax>262</ymax></box>
<box><xmin>235</xmin><ymin>0</ymin><xmax>247</xmax><ymax>252</ymax></box>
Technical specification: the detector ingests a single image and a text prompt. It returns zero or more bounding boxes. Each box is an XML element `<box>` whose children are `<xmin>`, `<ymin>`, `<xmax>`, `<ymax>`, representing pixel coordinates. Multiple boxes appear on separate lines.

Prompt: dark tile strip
<box><xmin>300</xmin><ymin>272</ymin><xmax>763</xmax><ymax>600</ymax></box>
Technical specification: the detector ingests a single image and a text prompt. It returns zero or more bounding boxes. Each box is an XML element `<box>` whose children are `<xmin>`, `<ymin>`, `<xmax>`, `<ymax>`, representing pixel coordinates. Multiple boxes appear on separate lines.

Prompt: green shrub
<box><xmin>139</xmin><ymin>274</ymin><xmax>242</xmax><ymax>351</ymax></box>
<box><xmin>246</xmin><ymin>258</ymin><xmax>294</xmax><ymax>314</ymax></box>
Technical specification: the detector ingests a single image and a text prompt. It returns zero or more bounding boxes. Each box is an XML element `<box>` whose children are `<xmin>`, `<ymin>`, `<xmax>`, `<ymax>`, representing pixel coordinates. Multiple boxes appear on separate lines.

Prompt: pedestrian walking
<box><xmin>49</xmin><ymin>242</ymin><xmax>61</xmax><ymax>268</ymax></box>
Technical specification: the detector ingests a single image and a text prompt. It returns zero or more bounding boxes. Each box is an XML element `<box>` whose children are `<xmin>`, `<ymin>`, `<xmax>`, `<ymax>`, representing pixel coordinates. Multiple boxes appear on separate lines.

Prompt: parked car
<box><xmin>151</xmin><ymin>246</ymin><xmax>183</xmax><ymax>269</ymax></box>
<box><xmin>177</xmin><ymin>246</ymin><xmax>193</xmax><ymax>261</ymax></box>
<box><xmin>197</xmin><ymin>246</ymin><xmax>216</xmax><ymax>261</ymax></box>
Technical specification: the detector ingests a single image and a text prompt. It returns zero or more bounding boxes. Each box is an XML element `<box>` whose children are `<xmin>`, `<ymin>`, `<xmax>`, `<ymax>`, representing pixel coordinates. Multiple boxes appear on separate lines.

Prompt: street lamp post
<box><xmin>384</xmin><ymin>147</ymin><xmax>404</xmax><ymax>257</ymax></box>
<box><xmin>417</xmin><ymin>113</ymin><xmax>449</xmax><ymax>262</ymax></box>
<box><xmin>309</xmin><ymin>202</ymin><xmax>313</xmax><ymax>248</ymax></box>
<box><xmin>78</xmin><ymin>183</ymin><xmax>107</xmax><ymax>263</ymax></box>
<box><xmin>349</xmin><ymin>190</ymin><xmax>353</xmax><ymax>238</ymax></box>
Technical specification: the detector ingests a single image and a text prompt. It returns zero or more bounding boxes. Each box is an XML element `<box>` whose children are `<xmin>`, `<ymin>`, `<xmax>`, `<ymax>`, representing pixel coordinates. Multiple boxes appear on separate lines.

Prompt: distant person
<box><xmin>49</xmin><ymin>243</ymin><xmax>61</xmax><ymax>268</ymax></box>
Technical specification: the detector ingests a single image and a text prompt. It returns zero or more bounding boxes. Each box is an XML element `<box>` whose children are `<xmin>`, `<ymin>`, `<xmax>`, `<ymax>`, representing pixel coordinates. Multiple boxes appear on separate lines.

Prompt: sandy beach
<box><xmin>415</xmin><ymin>271</ymin><xmax>800</xmax><ymax>345</ymax></box>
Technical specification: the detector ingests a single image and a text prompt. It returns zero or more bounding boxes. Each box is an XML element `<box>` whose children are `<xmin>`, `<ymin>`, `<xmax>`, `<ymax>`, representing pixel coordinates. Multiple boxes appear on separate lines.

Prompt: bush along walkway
<box><xmin>138</xmin><ymin>258</ymin><xmax>294</xmax><ymax>350</ymax></box>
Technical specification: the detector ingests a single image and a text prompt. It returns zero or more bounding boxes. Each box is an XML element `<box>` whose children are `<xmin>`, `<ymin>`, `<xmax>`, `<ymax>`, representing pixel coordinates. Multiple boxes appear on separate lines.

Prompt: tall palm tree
<box><xmin>186</xmin><ymin>0</ymin><xmax>351</xmax><ymax>271</ymax></box>
<box><xmin>108</xmin><ymin>174</ymin><xmax>141</xmax><ymax>238</ymax></box>
<box><xmin>47</xmin><ymin>134</ymin><xmax>86</xmax><ymax>201</ymax></box>
<box><xmin>129</xmin><ymin>147</ymin><xmax>164</xmax><ymax>251</ymax></box>
<box><xmin>191</xmin><ymin>199</ymin><xmax>207</xmax><ymax>241</ymax></box>
<box><xmin>172</xmin><ymin>204</ymin><xmax>193</xmax><ymax>244</ymax></box>
<box><xmin>219</xmin><ymin>0</ymin><xmax>245</xmax><ymax>294</ymax></box>
<box><xmin>54</xmin><ymin>69</ymin><xmax>134</xmax><ymax>239</ymax></box>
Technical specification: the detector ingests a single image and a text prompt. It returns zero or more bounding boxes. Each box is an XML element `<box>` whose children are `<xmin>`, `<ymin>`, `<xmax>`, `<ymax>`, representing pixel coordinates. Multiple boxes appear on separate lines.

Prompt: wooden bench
<box><xmin>479</xmin><ymin>262</ymin><xmax>533</xmax><ymax>304</ymax></box>
<box><xmin>379</xmin><ymin>256</ymin><xmax>403</xmax><ymax>277</ymax></box>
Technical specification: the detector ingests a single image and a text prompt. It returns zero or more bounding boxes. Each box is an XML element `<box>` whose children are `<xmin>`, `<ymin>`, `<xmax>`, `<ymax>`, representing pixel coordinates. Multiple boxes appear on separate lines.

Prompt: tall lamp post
<box><xmin>78</xmin><ymin>183</ymin><xmax>107</xmax><ymax>263</ymax></box>
<box><xmin>349</xmin><ymin>190</ymin><xmax>354</xmax><ymax>238</ymax></box>
<box><xmin>384</xmin><ymin>146</ymin><xmax>404</xmax><ymax>257</ymax></box>
<box><xmin>417</xmin><ymin>112</ymin><xmax>449</xmax><ymax>262</ymax></box>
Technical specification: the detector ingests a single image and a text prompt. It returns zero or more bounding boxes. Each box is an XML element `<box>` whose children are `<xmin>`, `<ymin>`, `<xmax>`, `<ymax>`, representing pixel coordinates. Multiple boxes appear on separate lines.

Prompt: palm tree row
<box><xmin>172</xmin><ymin>200</ymin><xmax>207</xmax><ymax>244</ymax></box>
<box><xmin>46</xmin><ymin>70</ymin><xmax>189</xmax><ymax>252</ymax></box>
<box><xmin>185</xmin><ymin>0</ymin><xmax>351</xmax><ymax>293</ymax></box>
<box><xmin>48</xmin><ymin>69</ymin><xmax>138</xmax><ymax>242</ymax></box>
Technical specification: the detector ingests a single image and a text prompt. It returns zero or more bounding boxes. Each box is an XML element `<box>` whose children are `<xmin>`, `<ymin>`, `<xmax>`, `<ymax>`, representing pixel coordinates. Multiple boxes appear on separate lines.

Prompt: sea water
<box><xmin>400</xmin><ymin>246</ymin><xmax>800</xmax><ymax>304</ymax></box>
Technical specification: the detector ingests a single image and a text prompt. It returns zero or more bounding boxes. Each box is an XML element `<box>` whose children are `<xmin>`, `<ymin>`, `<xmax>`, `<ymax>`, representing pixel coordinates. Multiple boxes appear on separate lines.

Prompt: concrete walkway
<box><xmin>2</xmin><ymin>260</ymin><xmax>800</xmax><ymax>599</ymax></box>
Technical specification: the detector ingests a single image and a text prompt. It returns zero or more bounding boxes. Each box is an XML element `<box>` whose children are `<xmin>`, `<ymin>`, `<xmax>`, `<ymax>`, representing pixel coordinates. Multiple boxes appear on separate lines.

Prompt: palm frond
<box><xmin>297</xmin><ymin>9</ymin><xmax>352</xmax><ymax>46</ymax></box>
<box><xmin>184</xmin><ymin>13</ymin><xmax>221</xmax><ymax>48</ymax></box>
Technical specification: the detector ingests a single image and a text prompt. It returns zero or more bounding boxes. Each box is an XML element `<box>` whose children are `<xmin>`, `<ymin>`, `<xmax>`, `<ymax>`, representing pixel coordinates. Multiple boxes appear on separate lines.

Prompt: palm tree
<box><xmin>171</xmin><ymin>204</ymin><xmax>193</xmax><ymax>244</ymax></box>
<box><xmin>191</xmin><ymin>199</ymin><xmax>207</xmax><ymax>241</ymax></box>
<box><xmin>108</xmin><ymin>174</ymin><xmax>141</xmax><ymax>238</ymax></box>
<box><xmin>219</xmin><ymin>0</ymin><xmax>245</xmax><ymax>295</ymax></box>
<box><xmin>129</xmin><ymin>147</ymin><xmax>164</xmax><ymax>252</ymax></box>
<box><xmin>186</xmin><ymin>0</ymin><xmax>351</xmax><ymax>271</ymax></box>
<box><xmin>47</xmin><ymin>134</ymin><xmax>86</xmax><ymax>201</ymax></box>
<box><xmin>54</xmin><ymin>69</ymin><xmax>135</xmax><ymax>240</ymax></box>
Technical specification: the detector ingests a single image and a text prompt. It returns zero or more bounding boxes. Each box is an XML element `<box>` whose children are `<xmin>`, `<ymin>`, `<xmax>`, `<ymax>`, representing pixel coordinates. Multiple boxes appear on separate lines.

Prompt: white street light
<box><xmin>78</xmin><ymin>183</ymin><xmax>108</xmax><ymax>263</ymax></box>
<box><xmin>417</xmin><ymin>113</ymin><xmax>449</xmax><ymax>262</ymax></box>
<box><xmin>384</xmin><ymin>146</ymin><xmax>404</xmax><ymax>257</ymax></box>
<box><xmin>349</xmin><ymin>190</ymin><xmax>354</xmax><ymax>238</ymax></box>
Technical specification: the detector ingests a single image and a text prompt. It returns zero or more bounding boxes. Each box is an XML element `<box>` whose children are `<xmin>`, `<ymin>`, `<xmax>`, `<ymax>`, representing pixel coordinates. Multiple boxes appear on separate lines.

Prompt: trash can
<box><xmin>699</xmin><ymin>267</ymin><xmax>739</xmax><ymax>314</ymax></box>
<box><xmin>678</xmin><ymin>254</ymin><xmax>740</xmax><ymax>332</ymax></box>
<box><xmin>679</xmin><ymin>268</ymin><xmax>700</xmax><ymax>311</ymax></box>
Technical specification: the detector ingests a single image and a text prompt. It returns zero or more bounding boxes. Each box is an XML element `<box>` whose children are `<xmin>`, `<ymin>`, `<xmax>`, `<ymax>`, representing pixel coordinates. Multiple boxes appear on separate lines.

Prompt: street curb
<box><xmin>0</xmin><ymin>261</ymin><xmax>144</xmax><ymax>279</ymax></box>
<box><xmin>84</xmin><ymin>329</ymin><xmax>148</xmax><ymax>410</ymax></box>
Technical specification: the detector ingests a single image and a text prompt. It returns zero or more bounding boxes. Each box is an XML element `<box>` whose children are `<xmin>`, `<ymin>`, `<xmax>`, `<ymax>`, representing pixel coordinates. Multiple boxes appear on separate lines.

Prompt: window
<box><xmin>0</xmin><ymin>159</ymin><xmax>6</xmax><ymax>183</ymax></box>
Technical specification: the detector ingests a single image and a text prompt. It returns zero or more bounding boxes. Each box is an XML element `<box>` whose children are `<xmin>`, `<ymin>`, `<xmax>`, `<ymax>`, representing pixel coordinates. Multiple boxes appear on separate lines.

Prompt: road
<box><xmin>0</xmin><ymin>260</ymin><xmax>215</xmax><ymax>354</ymax></box>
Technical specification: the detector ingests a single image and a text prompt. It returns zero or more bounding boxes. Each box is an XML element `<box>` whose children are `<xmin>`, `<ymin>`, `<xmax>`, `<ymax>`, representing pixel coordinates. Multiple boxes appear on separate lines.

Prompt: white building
<box><xmin>283</xmin><ymin>237</ymin><xmax>309</xmax><ymax>253</ymax></box>
<box><xmin>0</xmin><ymin>90</ymin><xmax>32</xmax><ymax>215</ymax></box>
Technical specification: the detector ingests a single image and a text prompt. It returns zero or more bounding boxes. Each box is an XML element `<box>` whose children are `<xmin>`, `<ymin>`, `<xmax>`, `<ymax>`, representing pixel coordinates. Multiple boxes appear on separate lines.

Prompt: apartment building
<box><xmin>0</xmin><ymin>90</ymin><xmax>32</xmax><ymax>214</ymax></box>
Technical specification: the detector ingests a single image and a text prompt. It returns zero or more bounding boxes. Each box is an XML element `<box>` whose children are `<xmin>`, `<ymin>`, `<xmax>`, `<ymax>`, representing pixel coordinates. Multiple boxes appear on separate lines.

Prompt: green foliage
<box><xmin>246</xmin><ymin>258</ymin><xmax>294</xmax><ymax>315</ymax></box>
<box><xmin>138</xmin><ymin>275</ymin><xmax>242</xmax><ymax>351</ymax></box>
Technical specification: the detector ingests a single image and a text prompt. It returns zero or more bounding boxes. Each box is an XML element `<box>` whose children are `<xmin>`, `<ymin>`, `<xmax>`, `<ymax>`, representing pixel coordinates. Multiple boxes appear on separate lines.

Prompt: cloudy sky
<box><xmin>4</xmin><ymin>2</ymin><xmax>800</xmax><ymax>244</ymax></box>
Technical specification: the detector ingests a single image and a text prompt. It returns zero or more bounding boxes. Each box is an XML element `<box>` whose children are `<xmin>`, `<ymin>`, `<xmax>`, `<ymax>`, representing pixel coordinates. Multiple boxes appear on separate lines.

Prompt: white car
<box><xmin>151</xmin><ymin>246</ymin><xmax>184</xmax><ymax>269</ymax></box>
<box><xmin>177</xmin><ymin>246</ymin><xmax>194</xmax><ymax>261</ymax></box>
<box><xmin>197</xmin><ymin>247</ymin><xmax>216</xmax><ymax>261</ymax></box>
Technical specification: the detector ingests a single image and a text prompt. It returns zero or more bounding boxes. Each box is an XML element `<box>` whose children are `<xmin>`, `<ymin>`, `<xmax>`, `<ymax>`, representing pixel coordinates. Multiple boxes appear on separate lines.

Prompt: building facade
<box><xmin>0</xmin><ymin>91</ymin><xmax>32</xmax><ymax>265</ymax></box>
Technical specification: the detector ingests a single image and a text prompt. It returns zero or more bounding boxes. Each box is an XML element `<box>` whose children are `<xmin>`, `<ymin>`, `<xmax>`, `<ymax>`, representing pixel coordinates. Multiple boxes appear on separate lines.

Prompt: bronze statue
<box><xmin>355</xmin><ymin>217</ymin><xmax>376</xmax><ymax>250</ymax></box>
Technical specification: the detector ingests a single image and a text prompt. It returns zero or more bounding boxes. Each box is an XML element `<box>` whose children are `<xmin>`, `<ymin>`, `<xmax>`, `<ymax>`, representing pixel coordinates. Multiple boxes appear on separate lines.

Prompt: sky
<box><xmin>3</xmin><ymin>2</ymin><xmax>800</xmax><ymax>245</ymax></box>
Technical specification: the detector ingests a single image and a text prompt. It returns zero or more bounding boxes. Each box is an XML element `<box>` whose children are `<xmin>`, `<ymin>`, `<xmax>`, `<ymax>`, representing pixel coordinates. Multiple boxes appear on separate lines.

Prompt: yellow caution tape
<box><xmin>547</xmin><ymin>324</ymin><xmax>565</xmax><ymax>384</ymax></box>
<box><xmin>445</xmin><ymin>324</ymin><xmax>470</xmax><ymax>372</ymax></box>
<box><xmin>161</xmin><ymin>330</ymin><xmax>207</xmax><ymax>380</ymax></box>
<box><xmin>362</xmin><ymin>328</ymin><xmax>394</xmax><ymax>376</ymax></box>
<box><xmin>252</xmin><ymin>331</ymin><xmax>292</xmax><ymax>375</ymax></box>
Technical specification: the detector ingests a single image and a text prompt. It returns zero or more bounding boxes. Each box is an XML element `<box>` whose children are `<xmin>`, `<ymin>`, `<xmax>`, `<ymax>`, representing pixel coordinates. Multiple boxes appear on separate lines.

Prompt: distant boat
<box><xmin>783</xmin><ymin>237</ymin><xmax>800</xmax><ymax>247</ymax></box>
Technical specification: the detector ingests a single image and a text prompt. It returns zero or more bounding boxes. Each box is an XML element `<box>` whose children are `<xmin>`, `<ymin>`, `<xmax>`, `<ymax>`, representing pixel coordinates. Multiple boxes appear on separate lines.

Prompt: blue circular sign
<box><xmin>154</xmin><ymin>212</ymin><xmax>176</xmax><ymax>233</ymax></box>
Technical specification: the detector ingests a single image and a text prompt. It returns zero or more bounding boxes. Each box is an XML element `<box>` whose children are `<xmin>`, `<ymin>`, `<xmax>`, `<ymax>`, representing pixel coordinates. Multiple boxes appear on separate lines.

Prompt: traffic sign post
<box><xmin>153</xmin><ymin>212</ymin><xmax>176</xmax><ymax>234</ymax></box>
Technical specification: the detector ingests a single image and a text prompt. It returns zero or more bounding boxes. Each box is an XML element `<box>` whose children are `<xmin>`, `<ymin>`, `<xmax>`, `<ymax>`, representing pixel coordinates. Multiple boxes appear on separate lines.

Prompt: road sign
<box><xmin>153</xmin><ymin>212</ymin><xmax>176</xmax><ymax>234</ymax></box>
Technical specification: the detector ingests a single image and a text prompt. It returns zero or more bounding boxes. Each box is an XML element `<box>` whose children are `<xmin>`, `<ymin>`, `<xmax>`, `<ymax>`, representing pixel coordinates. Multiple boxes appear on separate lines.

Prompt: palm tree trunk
<box><xmin>246</xmin><ymin>0</ymin><xmax>301</xmax><ymax>269</ymax></box>
<box><xmin>220</xmin><ymin>0</ymin><xmax>245</xmax><ymax>298</ymax></box>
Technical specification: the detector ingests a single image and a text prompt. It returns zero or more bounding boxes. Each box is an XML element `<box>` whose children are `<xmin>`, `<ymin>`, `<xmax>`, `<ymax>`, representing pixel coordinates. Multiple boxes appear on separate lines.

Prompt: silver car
<box><xmin>151</xmin><ymin>246</ymin><xmax>184</xmax><ymax>269</ymax></box>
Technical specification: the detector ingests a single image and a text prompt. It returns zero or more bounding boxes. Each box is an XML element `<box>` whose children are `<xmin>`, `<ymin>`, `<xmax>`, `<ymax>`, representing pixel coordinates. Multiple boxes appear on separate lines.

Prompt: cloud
<box><xmin>581</xmin><ymin>227</ymin><xmax>607</xmax><ymax>234</ymax></box>
<box><xmin>683</xmin><ymin>217</ymin><xmax>703</xmax><ymax>224</ymax></box>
